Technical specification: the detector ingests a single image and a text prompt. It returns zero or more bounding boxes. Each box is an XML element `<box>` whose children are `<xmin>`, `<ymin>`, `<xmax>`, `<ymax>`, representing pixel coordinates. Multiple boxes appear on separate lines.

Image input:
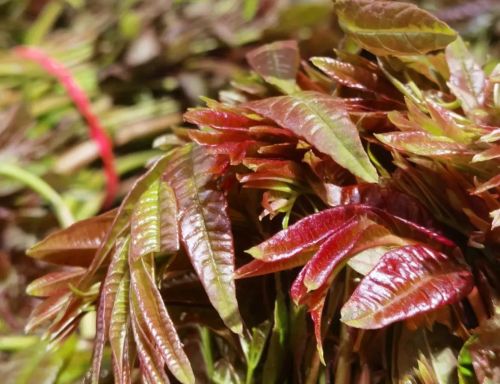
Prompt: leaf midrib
<box><xmin>295</xmin><ymin>93</ymin><xmax>377</xmax><ymax>182</ymax></box>
<box><xmin>185</xmin><ymin>147</ymin><xmax>234</xmax><ymax>319</ymax></box>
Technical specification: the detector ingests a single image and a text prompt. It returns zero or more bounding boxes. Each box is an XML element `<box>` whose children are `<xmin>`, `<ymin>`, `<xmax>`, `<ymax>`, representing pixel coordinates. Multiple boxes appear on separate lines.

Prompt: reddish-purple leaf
<box><xmin>246</xmin><ymin>204</ymin><xmax>454</xmax><ymax>264</ymax></box>
<box><xmin>130</xmin><ymin>256</ymin><xmax>194</xmax><ymax>384</ymax></box>
<box><xmin>245</xmin><ymin>206</ymin><xmax>366</xmax><ymax>261</ymax></box>
<box><xmin>341</xmin><ymin>245</ymin><xmax>474</xmax><ymax>329</ymax></box>
<box><xmin>188</xmin><ymin>130</ymin><xmax>252</xmax><ymax>146</ymax></box>
<box><xmin>26</xmin><ymin>209</ymin><xmax>116</xmax><ymax>267</ymax></box>
<box><xmin>26</xmin><ymin>268</ymin><xmax>85</xmax><ymax>297</ymax></box>
<box><xmin>247</xmin><ymin>125</ymin><xmax>297</xmax><ymax>140</ymax></box>
<box><xmin>164</xmin><ymin>144</ymin><xmax>242</xmax><ymax>333</ymax></box>
<box><xmin>184</xmin><ymin>108</ymin><xmax>259</xmax><ymax>129</ymax></box>
<box><xmin>109</xmin><ymin>272</ymin><xmax>133</xmax><ymax>384</ymax></box>
<box><xmin>311</xmin><ymin>56</ymin><xmax>378</xmax><ymax>91</ymax></box>
<box><xmin>25</xmin><ymin>292</ymin><xmax>70</xmax><ymax>333</ymax></box>
<box><xmin>235</xmin><ymin>251</ymin><xmax>313</xmax><ymax>279</ymax></box>
<box><xmin>302</xmin><ymin>218</ymin><xmax>369</xmax><ymax>291</ymax></box>
<box><xmin>257</xmin><ymin>142</ymin><xmax>299</xmax><ymax>157</ymax></box>
<box><xmin>245</xmin><ymin>91</ymin><xmax>378</xmax><ymax>182</ymax></box>
<box><xmin>317</xmin><ymin>183</ymin><xmax>434</xmax><ymax>227</ymax></box>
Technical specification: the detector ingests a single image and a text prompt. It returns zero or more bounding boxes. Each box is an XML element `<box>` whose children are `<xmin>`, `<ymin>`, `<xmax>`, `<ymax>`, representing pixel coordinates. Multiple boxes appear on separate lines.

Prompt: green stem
<box><xmin>0</xmin><ymin>163</ymin><xmax>74</xmax><ymax>228</ymax></box>
<box><xmin>335</xmin><ymin>269</ymin><xmax>354</xmax><ymax>384</ymax></box>
<box><xmin>25</xmin><ymin>1</ymin><xmax>65</xmax><ymax>45</ymax></box>
<box><xmin>0</xmin><ymin>335</ymin><xmax>38</xmax><ymax>351</ymax></box>
<box><xmin>199</xmin><ymin>327</ymin><xmax>214</xmax><ymax>381</ymax></box>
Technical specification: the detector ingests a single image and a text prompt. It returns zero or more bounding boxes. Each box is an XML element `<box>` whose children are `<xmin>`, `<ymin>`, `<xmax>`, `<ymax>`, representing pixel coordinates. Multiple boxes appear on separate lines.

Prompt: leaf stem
<box><xmin>199</xmin><ymin>327</ymin><xmax>214</xmax><ymax>380</ymax></box>
<box><xmin>0</xmin><ymin>163</ymin><xmax>74</xmax><ymax>228</ymax></box>
<box><xmin>335</xmin><ymin>269</ymin><xmax>354</xmax><ymax>384</ymax></box>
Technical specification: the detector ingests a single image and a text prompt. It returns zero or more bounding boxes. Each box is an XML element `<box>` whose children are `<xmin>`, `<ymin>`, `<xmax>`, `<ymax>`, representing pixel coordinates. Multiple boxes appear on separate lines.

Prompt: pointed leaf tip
<box><xmin>165</xmin><ymin>144</ymin><xmax>243</xmax><ymax>334</ymax></box>
<box><xmin>246</xmin><ymin>92</ymin><xmax>378</xmax><ymax>183</ymax></box>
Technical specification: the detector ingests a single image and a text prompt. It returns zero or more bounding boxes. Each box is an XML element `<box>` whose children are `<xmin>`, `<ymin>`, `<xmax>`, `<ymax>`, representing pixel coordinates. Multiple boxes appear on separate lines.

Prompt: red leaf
<box><xmin>27</xmin><ymin>209</ymin><xmax>116</xmax><ymax>267</ymax></box>
<box><xmin>25</xmin><ymin>292</ymin><xmax>70</xmax><ymax>333</ymax></box>
<box><xmin>26</xmin><ymin>268</ymin><xmax>85</xmax><ymax>297</ymax></box>
<box><xmin>245</xmin><ymin>206</ymin><xmax>366</xmax><ymax>261</ymax></box>
<box><xmin>302</xmin><ymin>218</ymin><xmax>373</xmax><ymax>291</ymax></box>
<box><xmin>341</xmin><ymin>245</ymin><xmax>474</xmax><ymax>329</ymax></box>
<box><xmin>164</xmin><ymin>144</ymin><xmax>242</xmax><ymax>333</ymax></box>
<box><xmin>184</xmin><ymin>108</ymin><xmax>258</xmax><ymax>129</ymax></box>
<box><xmin>245</xmin><ymin>91</ymin><xmax>378</xmax><ymax>182</ymax></box>
<box><xmin>248</xmin><ymin>125</ymin><xmax>297</xmax><ymax>140</ymax></box>
<box><xmin>311</xmin><ymin>56</ymin><xmax>378</xmax><ymax>91</ymax></box>
<box><xmin>235</xmin><ymin>251</ymin><xmax>313</xmax><ymax>279</ymax></box>
<box><xmin>318</xmin><ymin>183</ymin><xmax>434</xmax><ymax>227</ymax></box>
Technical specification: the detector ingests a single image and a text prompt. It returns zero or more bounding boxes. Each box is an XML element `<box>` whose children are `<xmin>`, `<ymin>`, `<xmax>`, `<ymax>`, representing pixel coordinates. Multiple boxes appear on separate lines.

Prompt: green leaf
<box><xmin>130</xmin><ymin>178</ymin><xmax>179</xmax><ymax>261</ymax></box>
<box><xmin>109</xmin><ymin>272</ymin><xmax>133</xmax><ymax>384</ymax></box>
<box><xmin>334</xmin><ymin>0</ymin><xmax>457</xmax><ymax>56</ymax></box>
<box><xmin>246</xmin><ymin>91</ymin><xmax>378</xmax><ymax>182</ymax></box>
<box><xmin>83</xmin><ymin>152</ymin><xmax>176</xmax><ymax>288</ymax></box>
<box><xmin>165</xmin><ymin>144</ymin><xmax>243</xmax><ymax>333</ymax></box>
<box><xmin>241</xmin><ymin>321</ymin><xmax>271</xmax><ymax>384</ymax></box>
<box><xmin>458</xmin><ymin>337</ymin><xmax>479</xmax><ymax>384</ymax></box>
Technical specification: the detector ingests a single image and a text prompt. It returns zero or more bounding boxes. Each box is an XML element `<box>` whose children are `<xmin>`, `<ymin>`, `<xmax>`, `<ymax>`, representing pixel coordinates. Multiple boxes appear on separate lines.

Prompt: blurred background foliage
<box><xmin>0</xmin><ymin>0</ymin><xmax>498</xmax><ymax>383</ymax></box>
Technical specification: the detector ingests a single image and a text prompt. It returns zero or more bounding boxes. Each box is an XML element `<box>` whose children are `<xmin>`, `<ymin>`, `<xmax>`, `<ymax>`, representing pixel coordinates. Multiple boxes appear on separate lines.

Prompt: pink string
<box><xmin>14</xmin><ymin>46</ymin><xmax>118</xmax><ymax>208</ymax></box>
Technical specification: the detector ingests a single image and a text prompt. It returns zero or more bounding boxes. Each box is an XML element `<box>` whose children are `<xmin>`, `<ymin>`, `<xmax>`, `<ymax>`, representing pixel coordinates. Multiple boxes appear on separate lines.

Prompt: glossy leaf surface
<box><xmin>130</xmin><ymin>179</ymin><xmax>179</xmax><ymax>260</ymax></box>
<box><xmin>341</xmin><ymin>245</ymin><xmax>473</xmax><ymax>329</ymax></box>
<box><xmin>335</xmin><ymin>0</ymin><xmax>457</xmax><ymax>56</ymax></box>
<box><xmin>246</xmin><ymin>91</ymin><xmax>378</xmax><ymax>182</ymax></box>
<box><xmin>130</xmin><ymin>256</ymin><xmax>194</xmax><ymax>384</ymax></box>
<box><xmin>27</xmin><ymin>210</ymin><xmax>115</xmax><ymax>267</ymax></box>
<box><xmin>446</xmin><ymin>38</ymin><xmax>486</xmax><ymax>116</ymax></box>
<box><xmin>164</xmin><ymin>144</ymin><xmax>242</xmax><ymax>333</ymax></box>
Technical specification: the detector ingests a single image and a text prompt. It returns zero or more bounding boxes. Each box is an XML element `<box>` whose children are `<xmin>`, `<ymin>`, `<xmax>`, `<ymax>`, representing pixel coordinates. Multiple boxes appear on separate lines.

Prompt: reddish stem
<box><xmin>14</xmin><ymin>46</ymin><xmax>118</xmax><ymax>208</ymax></box>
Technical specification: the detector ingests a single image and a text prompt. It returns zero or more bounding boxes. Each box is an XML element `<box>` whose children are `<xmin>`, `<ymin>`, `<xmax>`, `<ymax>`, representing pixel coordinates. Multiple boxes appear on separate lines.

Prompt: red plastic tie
<box><xmin>14</xmin><ymin>46</ymin><xmax>118</xmax><ymax>208</ymax></box>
